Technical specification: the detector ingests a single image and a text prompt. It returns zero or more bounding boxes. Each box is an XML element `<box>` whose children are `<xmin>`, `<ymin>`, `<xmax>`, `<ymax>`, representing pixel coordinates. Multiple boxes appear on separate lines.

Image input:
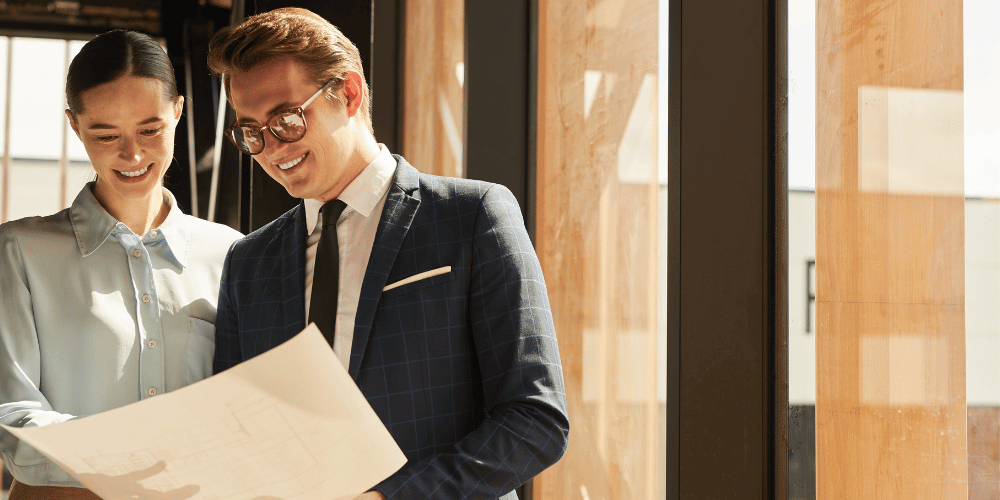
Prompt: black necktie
<box><xmin>310</xmin><ymin>199</ymin><xmax>347</xmax><ymax>347</ymax></box>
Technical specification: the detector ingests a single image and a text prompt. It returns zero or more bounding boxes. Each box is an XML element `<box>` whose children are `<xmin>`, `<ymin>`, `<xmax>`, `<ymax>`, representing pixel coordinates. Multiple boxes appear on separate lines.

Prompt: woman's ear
<box><xmin>174</xmin><ymin>96</ymin><xmax>184</xmax><ymax>121</ymax></box>
<box><xmin>65</xmin><ymin>109</ymin><xmax>81</xmax><ymax>139</ymax></box>
<box><xmin>341</xmin><ymin>71</ymin><xmax>364</xmax><ymax>118</ymax></box>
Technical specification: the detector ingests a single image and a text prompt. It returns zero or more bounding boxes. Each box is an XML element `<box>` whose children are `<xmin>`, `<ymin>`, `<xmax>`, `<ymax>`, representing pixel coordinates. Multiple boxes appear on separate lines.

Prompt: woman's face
<box><xmin>68</xmin><ymin>75</ymin><xmax>182</xmax><ymax>209</ymax></box>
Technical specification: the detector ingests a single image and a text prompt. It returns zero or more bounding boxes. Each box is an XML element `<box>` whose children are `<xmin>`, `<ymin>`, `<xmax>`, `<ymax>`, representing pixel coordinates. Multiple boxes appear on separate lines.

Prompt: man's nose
<box><xmin>261</xmin><ymin>136</ymin><xmax>293</xmax><ymax>163</ymax></box>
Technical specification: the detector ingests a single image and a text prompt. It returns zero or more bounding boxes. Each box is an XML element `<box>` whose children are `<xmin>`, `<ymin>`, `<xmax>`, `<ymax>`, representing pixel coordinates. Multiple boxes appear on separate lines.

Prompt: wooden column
<box><xmin>534</xmin><ymin>0</ymin><xmax>661</xmax><ymax>499</ymax></box>
<box><xmin>815</xmin><ymin>1</ymin><xmax>965</xmax><ymax>499</ymax></box>
<box><xmin>401</xmin><ymin>0</ymin><xmax>464</xmax><ymax>178</ymax></box>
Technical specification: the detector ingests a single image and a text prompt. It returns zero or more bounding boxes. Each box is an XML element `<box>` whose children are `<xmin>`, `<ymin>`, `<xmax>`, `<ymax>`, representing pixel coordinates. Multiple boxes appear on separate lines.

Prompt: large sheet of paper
<box><xmin>2</xmin><ymin>325</ymin><xmax>406</xmax><ymax>500</ymax></box>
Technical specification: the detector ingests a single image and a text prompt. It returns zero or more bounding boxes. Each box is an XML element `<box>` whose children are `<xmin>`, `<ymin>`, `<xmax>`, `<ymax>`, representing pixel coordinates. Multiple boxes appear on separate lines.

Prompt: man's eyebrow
<box><xmin>86</xmin><ymin>116</ymin><xmax>164</xmax><ymax>130</ymax></box>
<box><xmin>268</xmin><ymin>102</ymin><xmax>296</xmax><ymax>116</ymax></box>
<box><xmin>236</xmin><ymin>102</ymin><xmax>297</xmax><ymax>125</ymax></box>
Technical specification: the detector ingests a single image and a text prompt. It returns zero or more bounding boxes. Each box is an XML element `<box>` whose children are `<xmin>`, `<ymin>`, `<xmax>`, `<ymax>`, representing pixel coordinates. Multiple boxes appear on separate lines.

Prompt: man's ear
<box><xmin>341</xmin><ymin>71</ymin><xmax>364</xmax><ymax>118</ymax></box>
<box><xmin>65</xmin><ymin>109</ymin><xmax>81</xmax><ymax>139</ymax></box>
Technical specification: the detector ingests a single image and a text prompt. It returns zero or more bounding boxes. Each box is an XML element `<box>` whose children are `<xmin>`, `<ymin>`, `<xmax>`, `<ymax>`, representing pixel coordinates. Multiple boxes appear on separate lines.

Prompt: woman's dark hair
<box><xmin>66</xmin><ymin>30</ymin><xmax>178</xmax><ymax>115</ymax></box>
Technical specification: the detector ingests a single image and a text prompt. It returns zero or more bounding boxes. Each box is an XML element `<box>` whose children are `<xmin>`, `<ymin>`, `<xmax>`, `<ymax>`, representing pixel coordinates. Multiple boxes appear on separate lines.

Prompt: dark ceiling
<box><xmin>0</xmin><ymin>1</ymin><xmax>163</xmax><ymax>35</ymax></box>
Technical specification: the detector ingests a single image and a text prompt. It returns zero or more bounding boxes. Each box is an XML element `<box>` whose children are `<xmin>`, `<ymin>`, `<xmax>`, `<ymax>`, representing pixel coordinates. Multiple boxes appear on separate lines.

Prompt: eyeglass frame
<box><xmin>225</xmin><ymin>78</ymin><xmax>339</xmax><ymax>155</ymax></box>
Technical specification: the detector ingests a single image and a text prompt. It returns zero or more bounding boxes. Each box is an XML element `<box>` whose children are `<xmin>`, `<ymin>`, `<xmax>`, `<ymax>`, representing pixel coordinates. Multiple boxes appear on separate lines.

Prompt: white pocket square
<box><xmin>383</xmin><ymin>266</ymin><xmax>452</xmax><ymax>292</ymax></box>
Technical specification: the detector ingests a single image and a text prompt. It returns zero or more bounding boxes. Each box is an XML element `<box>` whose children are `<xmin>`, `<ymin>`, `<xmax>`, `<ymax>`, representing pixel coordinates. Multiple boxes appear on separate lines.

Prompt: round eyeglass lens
<box><xmin>270</xmin><ymin>112</ymin><xmax>306</xmax><ymax>141</ymax></box>
<box><xmin>234</xmin><ymin>128</ymin><xmax>264</xmax><ymax>154</ymax></box>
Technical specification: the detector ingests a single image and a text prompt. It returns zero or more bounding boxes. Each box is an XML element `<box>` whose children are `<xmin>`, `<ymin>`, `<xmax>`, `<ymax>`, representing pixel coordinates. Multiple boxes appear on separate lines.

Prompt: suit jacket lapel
<box><xmin>280</xmin><ymin>203</ymin><xmax>308</xmax><ymax>346</ymax></box>
<box><xmin>349</xmin><ymin>157</ymin><xmax>420</xmax><ymax>378</ymax></box>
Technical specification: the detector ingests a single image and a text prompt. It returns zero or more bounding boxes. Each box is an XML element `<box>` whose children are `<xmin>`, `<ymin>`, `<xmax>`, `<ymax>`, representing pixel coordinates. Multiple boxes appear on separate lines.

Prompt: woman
<box><xmin>0</xmin><ymin>30</ymin><xmax>241</xmax><ymax>499</ymax></box>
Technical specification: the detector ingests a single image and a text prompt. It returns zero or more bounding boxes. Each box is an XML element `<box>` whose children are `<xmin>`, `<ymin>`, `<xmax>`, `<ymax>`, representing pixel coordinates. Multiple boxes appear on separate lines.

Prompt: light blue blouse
<box><xmin>0</xmin><ymin>183</ymin><xmax>241</xmax><ymax>486</ymax></box>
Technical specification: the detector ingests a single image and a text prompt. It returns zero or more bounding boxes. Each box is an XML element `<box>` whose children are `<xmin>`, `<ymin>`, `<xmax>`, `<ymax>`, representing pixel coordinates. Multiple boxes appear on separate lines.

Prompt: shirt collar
<box><xmin>155</xmin><ymin>189</ymin><xmax>190</xmax><ymax>268</ymax></box>
<box><xmin>304</xmin><ymin>144</ymin><xmax>397</xmax><ymax>235</ymax></box>
<box><xmin>70</xmin><ymin>182</ymin><xmax>190</xmax><ymax>267</ymax></box>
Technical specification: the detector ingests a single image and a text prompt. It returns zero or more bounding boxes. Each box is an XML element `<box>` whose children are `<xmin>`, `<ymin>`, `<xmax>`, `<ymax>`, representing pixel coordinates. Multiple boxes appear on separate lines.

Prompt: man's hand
<box><xmin>352</xmin><ymin>492</ymin><xmax>385</xmax><ymax>500</ymax></box>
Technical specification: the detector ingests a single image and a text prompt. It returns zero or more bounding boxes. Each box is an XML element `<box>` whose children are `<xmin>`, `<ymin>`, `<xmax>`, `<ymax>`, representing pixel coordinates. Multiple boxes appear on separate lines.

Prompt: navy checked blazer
<box><xmin>213</xmin><ymin>156</ymin><xmax>569</xmax><ymax>499</ymax></box>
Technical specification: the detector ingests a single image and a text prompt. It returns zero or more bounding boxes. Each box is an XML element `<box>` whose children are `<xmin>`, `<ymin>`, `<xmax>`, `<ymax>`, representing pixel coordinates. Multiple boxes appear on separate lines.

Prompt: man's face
<box><xmin>229</xmin><ymin>57</ymin><xmax>359</xmax><ymax>201</ymax></box>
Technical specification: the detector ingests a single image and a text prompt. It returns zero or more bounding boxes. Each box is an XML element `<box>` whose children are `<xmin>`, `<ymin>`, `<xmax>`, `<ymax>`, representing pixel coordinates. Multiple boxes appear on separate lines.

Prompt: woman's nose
<box><xmin>118</xmin><ymin>138</ymin><xmax>141</xmax><ymax>164</ymax></box>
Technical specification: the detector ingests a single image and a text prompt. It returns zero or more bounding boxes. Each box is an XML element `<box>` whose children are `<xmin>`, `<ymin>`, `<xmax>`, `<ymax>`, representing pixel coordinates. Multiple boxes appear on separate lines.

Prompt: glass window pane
<box><xmin>9</xmin><ymin>160</ymin><xmax>60</xmax><ymax>221</ymax></box>
<box><xmin>67</xmin><ymin>40</ymin><xmax>88</xmax><ymax>163</ymax></box>
<box><xmin>0</xmin><ymin>36</ymin><xmax>91</xmax><ymax>224</ymax></box>
<box><xmin>961</xmin><ymin>2</ymin><xmax>1000</xmax><ymax>496</ymax></box>
<box><xmin>0</xmin><ymin>37</ymin><xmax>7</xmax><ymax>160</ymax></box>
<box><xmin>66</xmin><ymin>160</ymin><xmax>93</xmax><ymax>206</ymax></box>
<box><xmin>0</xmin><ymin>37</ymin><xmax>7</xmax><ymax>222</ymax></box>
<box><xmin>10</xmin><ymin>38</ymin><xmax>67</xmax><ymax>161</ymax></box>
<box><xmin>534</xmin><ymin>0</ymin><xmax>666</xmax><ymax>499</ymax></box>
<box><xmin>788</xmin><ymin>1</ymin><xmax>996</xmax><ymax>498</ymax></box>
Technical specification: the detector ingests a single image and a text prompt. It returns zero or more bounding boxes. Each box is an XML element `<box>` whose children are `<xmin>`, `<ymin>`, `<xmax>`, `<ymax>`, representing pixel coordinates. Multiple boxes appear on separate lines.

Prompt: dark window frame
<box><xmin>667</xmin><ymin>0</ymin><xmax>788</xmax><ymax>498</ymax></box>
<box><xmin>463</xmin><ymin>1</ymin><xmax>536</xmax><ymax>496</ymax></box>
<box><xmin>464</xmin><ymin>0</ymin><xmax>534</xmax><ymax>240</ymax></box>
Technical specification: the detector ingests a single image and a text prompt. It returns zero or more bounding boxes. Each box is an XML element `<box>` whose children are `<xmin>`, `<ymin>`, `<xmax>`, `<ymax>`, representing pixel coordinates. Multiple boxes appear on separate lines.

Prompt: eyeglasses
<box><xmin>225</xmin><ymin>79</ymin><xmax>338</xmax><ymax>155</ymax></box>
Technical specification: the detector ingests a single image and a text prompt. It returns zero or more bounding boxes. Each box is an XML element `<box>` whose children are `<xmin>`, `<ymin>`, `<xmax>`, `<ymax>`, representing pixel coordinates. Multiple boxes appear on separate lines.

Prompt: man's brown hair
<box><xmin>207</xmin><ymin>7</ymin><xmax>372</xmax><ymax>134</ymax></box>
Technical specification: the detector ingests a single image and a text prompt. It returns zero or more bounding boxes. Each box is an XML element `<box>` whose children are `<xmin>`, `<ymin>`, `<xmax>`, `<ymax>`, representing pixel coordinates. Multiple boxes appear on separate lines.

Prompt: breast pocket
<box><xmin>185</xmin><ymin>317</ymin><xmax>215</xmax><ymax>386</ymax></box>
<box><xmin>379</xmin><ymin>266</ymin><xmax>466</xmax><ymax>338</ymax></box>
<box><xmin>381</xmin><ymin>266</ymin><xmax>458</xmax><ymax>301</ymax></box>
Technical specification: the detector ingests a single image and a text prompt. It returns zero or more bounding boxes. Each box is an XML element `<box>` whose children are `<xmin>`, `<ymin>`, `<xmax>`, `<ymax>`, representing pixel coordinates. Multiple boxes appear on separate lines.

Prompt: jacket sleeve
<box><xmin>213</xmin><ymin>241</ymin><xmax>242</xmax><ymax>374</ymax></box>
<box><xmin>373</xmin><ymin>184</ymin><xmax>570</xmax><ymax>499</ymax></box>
<box><xmin>0</xmin><ymin>225</ymin><xmax>82</xmax><ymax>487</ymax></box>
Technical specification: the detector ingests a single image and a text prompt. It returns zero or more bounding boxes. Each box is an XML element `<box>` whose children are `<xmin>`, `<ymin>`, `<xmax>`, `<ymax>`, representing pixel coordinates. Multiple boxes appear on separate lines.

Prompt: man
<box><xmin>207</xmin><ymin>7</ymin><xmax>569</xmax><ymax>500</ymax></box>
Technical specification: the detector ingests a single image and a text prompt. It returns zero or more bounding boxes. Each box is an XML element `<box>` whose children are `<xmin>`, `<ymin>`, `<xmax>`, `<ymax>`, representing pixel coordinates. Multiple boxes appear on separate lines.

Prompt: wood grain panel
<box><xmin>815</xmin><ymin>1</ymin><xmax>965</xmax><ymax>498</ymax></box>
<box><xmin>968</xmin><ymin>407</ymin><xmax>1000</xmax><ymax>500</ymax></box>
<box><xmin>401</xmin><ymin>0</ymin><xmax>463</xmax><ymax>177</ymax></box>
<box><xmin>534</xmin><ymin>0</ymin><xmax>663</xmax><ymax>499</ymax></box>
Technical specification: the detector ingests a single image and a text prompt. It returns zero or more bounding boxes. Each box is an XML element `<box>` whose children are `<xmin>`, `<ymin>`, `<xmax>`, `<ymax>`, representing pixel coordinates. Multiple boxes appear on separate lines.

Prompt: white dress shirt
<box><xmin>303</xmin><ymin>145</ymin><xmax>396</xmax><ymax>370</ymax></box>
<box><xmin>0</xmin><ymin>183</ymin><xmax>242</xmax><ymax>486</ymax></box>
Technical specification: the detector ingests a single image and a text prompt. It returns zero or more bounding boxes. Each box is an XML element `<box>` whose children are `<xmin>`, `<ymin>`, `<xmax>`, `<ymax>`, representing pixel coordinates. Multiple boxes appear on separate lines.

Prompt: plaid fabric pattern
<box><xmin>214</xmin><ymin>157</ymin><xmax>569</xmax><ymax>500</ymax></box>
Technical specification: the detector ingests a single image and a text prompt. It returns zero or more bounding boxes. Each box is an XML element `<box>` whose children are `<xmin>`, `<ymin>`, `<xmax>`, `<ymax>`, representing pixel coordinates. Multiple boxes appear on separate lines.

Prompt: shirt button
<box><xmin>142</xmin><ymin>294</ymin><xmax>151</xmax><ymax>303</ymax></box>
<box><xmin>133</xmin><ymin>249</ymin><xmax>142</xmax><ymax>257</ymax></box>
<box><xmin>148</xmin><ymin>388</ymin><xmax>157</xmax><ymax>396</ymax></box>
<box><xmin>148</xmin><ymin>340</ymin><xmax>157</xmax><ymax>348</ymax></box>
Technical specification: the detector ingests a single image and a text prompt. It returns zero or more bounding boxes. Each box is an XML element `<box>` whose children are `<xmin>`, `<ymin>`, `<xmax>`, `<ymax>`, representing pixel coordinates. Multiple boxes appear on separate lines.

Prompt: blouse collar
<box><xmin>69</xmin><ymin>182</ymin><xmax>189</xmax><ymax>267</ymax></box>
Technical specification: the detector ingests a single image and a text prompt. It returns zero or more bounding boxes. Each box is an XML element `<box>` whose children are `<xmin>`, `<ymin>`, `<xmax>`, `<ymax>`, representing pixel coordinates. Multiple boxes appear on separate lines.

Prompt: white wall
<box><xmin>788</xmin><ymin>190</ymin><xmax>1000</xmax><ymax>406</ymax></box>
